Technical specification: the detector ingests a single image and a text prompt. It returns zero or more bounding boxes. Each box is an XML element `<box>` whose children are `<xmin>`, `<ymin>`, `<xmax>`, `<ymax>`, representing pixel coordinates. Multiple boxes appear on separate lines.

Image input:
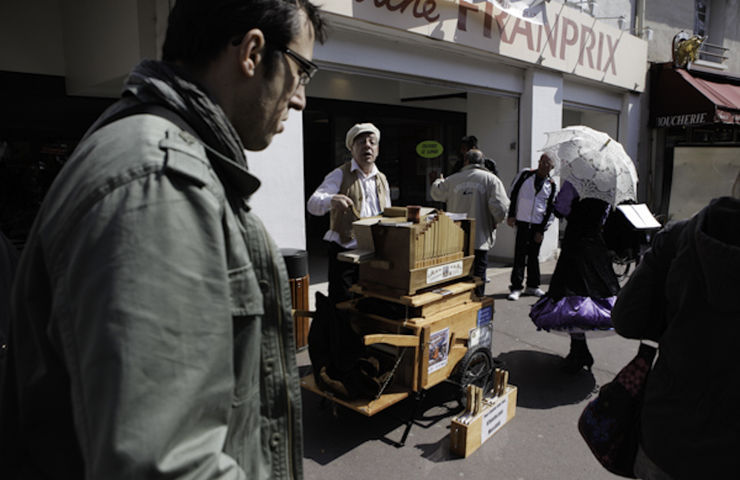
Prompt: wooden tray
<box><xmin>300</xmin><ymin>373</ymin><xmax>410</xmax><ymax>417</ymax></box>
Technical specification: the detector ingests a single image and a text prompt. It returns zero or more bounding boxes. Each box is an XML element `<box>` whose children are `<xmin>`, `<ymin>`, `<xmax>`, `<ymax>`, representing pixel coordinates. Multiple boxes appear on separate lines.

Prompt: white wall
<box><xmin>247</xmin><ymin>111</ymin><xmax>307</xmax><ymax>251</ymax></box>
<box><xmin>467</xmin><ymin>93</ymin><xmax>520</xmax><ymax>260</ymax></box>
<box><xmin>646</xmin><ymin>0</ymin><xmax>740</xmax><ymax>74</ymax></box>
<box><xmin>314</xmin><ymin>27</ymin><xmax>523</xmax><ymax>96</ymax></box>
<box><xmin>620</xmin><ymin>93</ymin><xmax>642</xmax><ymax>183</ymax></box>
<box><xmin>1</xmin><ymin>0</ymin><xmax>171</xmax><ymax>96</ymax></box>
<box><xmin>60</xmin><ymin>0</ymin><xmax>143</xmax><ymax>97</ymax></box>
<box><xmin>645</xmin><ymin>0</ymin><xmax>694</xmax><ymax>66</ymax></box>
<box><xmin>580</xmin><ymin>110</ymin><xmax>618</xmax><ymax>139</ymax></box>
<box><xmin>0</xmin><ymin>0</ymin><xmax>65</xmax><ymax>75</ymax></box>
<box><xmin>519</xmin><ymin>69</ymin><xmax>564</xmax><ymax>261</ymax></box>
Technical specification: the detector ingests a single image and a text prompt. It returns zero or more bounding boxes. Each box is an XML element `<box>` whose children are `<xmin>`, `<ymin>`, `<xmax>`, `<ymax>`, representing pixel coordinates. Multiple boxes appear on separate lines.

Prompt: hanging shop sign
<box><xmin>416</xmin><ymin>140</ymin><xmax>444</xmax><ymax>158</ymax></box>
<box><xmin>320</xmin><ymin>0</ymin><xmax>648</xmax><ymax>92</ymax></box>
<box><xmin>650</xmin><ymin>64</ymin><xmax>740</xmax><ymax>127</ymax></box>
<box><xmin>654</xmin><ymin>112</ymin><xmax>710</xmax><ymax>128</ymax></box>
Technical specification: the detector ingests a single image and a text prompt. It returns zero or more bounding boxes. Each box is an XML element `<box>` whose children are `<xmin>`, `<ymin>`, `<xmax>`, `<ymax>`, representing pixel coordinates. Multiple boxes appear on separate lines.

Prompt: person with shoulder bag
<box><xmin>609</xmin><ymin>171</ymin><xmax>740</xmax><ymax>479</ymax></box>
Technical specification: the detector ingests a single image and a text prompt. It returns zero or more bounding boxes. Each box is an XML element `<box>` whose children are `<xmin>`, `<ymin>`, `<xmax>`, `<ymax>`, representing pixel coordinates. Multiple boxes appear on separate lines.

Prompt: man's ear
<box><xmin>236</xmin><ymin>28</ymin><xmax>266</xmax><ymax>78</ymax></box>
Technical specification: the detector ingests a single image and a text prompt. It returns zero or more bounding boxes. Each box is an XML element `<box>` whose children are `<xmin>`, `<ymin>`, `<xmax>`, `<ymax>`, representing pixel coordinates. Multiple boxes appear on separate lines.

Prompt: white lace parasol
<box><xmin>541</xmin><ymin>126</ymin><xmax>638</xmax><ymax>206</ymax></box>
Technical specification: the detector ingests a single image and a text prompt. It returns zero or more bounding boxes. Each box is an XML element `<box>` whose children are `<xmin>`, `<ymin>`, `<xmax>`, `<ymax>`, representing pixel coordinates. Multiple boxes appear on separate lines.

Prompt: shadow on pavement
<box><xmin>414</xmin><ymin>435</ymin><xmax>454</xmax><ymax>463</ymax></box>
<box><xmin>301</xmin><ymin>377</ymin><xmax>463</xmax><ymax>465</ymax></box>
<box><xmin>496</xmin><ymin>349</ymin><xmax>596</xmax><ymax>409</ymax></box>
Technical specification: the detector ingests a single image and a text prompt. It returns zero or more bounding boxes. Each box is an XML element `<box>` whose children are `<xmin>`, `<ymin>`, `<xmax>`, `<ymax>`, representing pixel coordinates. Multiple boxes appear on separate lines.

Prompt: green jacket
<box><xmin>7</xmin><ymin>110</ymin><xmax>303</xmax><ymax>479</ymax></box>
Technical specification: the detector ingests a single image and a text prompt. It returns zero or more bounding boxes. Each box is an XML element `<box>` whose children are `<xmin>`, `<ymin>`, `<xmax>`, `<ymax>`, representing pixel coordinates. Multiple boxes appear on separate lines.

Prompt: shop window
<box><xmin>668</xmin><ymin>146</ymin><xmax>740</xmax><ymax>221</ymax></box>
<box><xmin>0</xmin><ymin>72</ymin><xmax>114</xmax><ymax>247</ymax></box>
<box><xmin>694</xmin><ymin>0</ymin><xmax>728</xmax><ymax>64</ymax></box>
<box><xmin>562</xmin><ymin>107</ymin><xmax>619</xmax><ymax>140</ymax></box>
<box><xmin>302</xmin><ymin>97</ymin><xmax>466</xmax><ymax>246</ymax></box>
<box><xmin>694</xmin><ymin>0</ymin><xmax>709</xmax><ymax>37</ymax></box>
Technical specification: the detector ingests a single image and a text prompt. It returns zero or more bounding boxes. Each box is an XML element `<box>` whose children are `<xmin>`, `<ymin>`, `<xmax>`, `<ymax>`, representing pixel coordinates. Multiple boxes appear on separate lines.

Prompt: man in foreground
<box><xmin>4</xmin><ymin>1</ymin><xmax>326</xmax><ymax>478</ymax></box>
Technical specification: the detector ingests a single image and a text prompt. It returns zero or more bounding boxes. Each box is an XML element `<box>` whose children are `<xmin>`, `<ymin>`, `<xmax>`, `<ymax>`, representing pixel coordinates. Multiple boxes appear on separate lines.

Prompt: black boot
<box><xmin>562</xmin><ymin>335</ymin><xmax>594</xmax><ymax>374</ymax></box>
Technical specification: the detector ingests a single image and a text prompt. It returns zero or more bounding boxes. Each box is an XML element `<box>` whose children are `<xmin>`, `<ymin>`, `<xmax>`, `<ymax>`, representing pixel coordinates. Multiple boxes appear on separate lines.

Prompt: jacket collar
<box><xmin>350</xmin><ymin>158</ymin><xmax>379</xmax><ymax>179</ymax></box>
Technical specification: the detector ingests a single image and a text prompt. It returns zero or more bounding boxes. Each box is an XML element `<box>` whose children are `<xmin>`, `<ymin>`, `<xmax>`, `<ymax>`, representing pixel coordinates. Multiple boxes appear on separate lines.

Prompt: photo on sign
<box><xmin>468</xmin><ymin>327</ymin><xmax>481</xmax><ymax>348</ymax></box>
<box><xmin>428</xmin><ymin>327</ymin><xmax>450</xmax><ymax>374</ymax></box>
<box><xmin>469</xmin><ymin>324</ymin><xmax>493</xmax><ymax>351</ymax></box>
<box><xmin>474</xmin><ymin>305</ymin><xmax>494</xmax><ymax>350</ymax></box>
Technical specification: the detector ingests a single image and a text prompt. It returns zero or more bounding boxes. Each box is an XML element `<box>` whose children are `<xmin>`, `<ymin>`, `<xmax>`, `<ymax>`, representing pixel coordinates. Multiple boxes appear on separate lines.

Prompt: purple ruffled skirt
<box><xmin>530</xmin><ymin>295</ymin><xmax>616</xmax><ymax>332</ymax></box>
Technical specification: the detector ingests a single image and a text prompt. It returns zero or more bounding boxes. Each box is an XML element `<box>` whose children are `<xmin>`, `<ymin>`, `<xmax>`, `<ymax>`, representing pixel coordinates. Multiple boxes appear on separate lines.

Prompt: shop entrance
<box><xmin>303</xmin><ymin>97</ymin><xmax>466</xmax><ymax>256</ymax></box>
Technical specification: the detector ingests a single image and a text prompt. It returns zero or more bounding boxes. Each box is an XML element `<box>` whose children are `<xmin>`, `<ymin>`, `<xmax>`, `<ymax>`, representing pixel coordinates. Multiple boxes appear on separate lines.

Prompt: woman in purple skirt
<box><xmin>529</xmin><ymin>181</ymin><xmax>619</xmax><ymax>373</ymax></box>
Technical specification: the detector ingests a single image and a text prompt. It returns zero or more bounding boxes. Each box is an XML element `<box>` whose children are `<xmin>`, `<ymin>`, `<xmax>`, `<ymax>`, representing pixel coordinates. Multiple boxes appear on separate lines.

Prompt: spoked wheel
<box><xmin>452</xmin><ymin>347</ymin><xmax>494</xmax><ymax>409</ymax></box>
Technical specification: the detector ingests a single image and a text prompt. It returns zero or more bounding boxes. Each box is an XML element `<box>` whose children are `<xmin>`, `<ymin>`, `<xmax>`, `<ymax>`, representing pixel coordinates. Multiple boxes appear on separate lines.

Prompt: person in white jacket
<box><xmin>431</xmin><ymin>149</ymin><xmax>510</xmax><ymax>296</ymax></box>
<box><xmin>506</xmin><ymin>154</ymin><xmax>557</xmax><ymax>300</ymax></box>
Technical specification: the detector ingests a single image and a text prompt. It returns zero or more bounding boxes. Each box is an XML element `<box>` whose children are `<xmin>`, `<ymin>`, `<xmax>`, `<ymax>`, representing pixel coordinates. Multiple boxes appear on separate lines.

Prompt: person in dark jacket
<box><xmin>506</xmin><ymin>153</ymin><xmax>557</xmax><ymax>300</ymax></box>
<box><xmin>611</xmin><ymin>173</ymin><xmax>740</xmax><ymax>480</ymax></box>
<box><xmin>529</xmin><ymin>181</ymin><xmax>618</xmax><ymax>373</ymax></box>
<box><xmin>3</xmin><ymin>1</ymin><xmax>326</xmax><ymax>479</ymax></box>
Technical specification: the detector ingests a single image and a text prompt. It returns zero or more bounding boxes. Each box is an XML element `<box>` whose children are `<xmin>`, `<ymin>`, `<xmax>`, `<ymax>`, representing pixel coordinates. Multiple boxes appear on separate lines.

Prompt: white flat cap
<box><xmin>345</xmin><ymin>123</ymin><xmax>380</xmax><ymax>150</ymax></box>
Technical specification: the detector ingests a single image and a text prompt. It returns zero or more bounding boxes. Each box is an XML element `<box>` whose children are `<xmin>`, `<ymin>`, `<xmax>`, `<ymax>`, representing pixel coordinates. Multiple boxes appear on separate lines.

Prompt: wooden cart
<box><xmin>301</xmin><ymin>279</ymin><xmax>497</xmax><ymax>445</ymax></box>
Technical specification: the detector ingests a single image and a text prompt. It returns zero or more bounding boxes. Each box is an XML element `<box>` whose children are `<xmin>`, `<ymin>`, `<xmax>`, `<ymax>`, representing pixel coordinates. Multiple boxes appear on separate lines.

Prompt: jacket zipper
<box><xmin>528</xmin><ymin>174</ymin><xmax>538</xmax><ymax>225</ymax></box>
<box><xmin>527</xmin><ymin>174</ymin><xmax>548</xmax><ymax>226</ymax></box>
<box><xmin>260</xmin><ymin>225</ymin><xmax>295</xmax><ymax>480</ymax></box>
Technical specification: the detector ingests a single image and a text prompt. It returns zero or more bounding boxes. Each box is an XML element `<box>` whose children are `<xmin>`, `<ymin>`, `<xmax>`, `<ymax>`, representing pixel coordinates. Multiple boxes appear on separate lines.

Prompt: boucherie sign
<box><xmin>320</xmin><ymin>0</ymin><xmax>647</xmax><ymax>92</ymax></box>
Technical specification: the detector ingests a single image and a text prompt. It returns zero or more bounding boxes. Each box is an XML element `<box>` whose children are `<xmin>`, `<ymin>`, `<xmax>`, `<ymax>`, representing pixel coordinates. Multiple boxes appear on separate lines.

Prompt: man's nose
<box><xmin>289</xmin><ymin>84</ymin><xmax>307</xmax><ymax>111</ymax></box>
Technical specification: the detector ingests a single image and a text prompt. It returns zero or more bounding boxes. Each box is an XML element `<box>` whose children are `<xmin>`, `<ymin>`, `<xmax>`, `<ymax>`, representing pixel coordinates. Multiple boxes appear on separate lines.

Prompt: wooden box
<box><xmin>356</xmin><ymin>216</ymin><xmax>476</xmax><ymax>295</ymax></box>
<box><xmin>449</xmin><ymin>385</ymin><xmax>518</xmax><ymax>458</ymax></box>
<box><xmin>341</xmin><ymin>287</ymin><xmax>494</xmax><ymax>392</ymax></box>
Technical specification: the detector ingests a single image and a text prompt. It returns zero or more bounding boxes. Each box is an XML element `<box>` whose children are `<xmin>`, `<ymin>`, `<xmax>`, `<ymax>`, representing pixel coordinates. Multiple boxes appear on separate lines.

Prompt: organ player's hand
<box><xmin>331</xmin><ymin>194</ymin><xmax>354</xmax><ymax>212</ymax></box>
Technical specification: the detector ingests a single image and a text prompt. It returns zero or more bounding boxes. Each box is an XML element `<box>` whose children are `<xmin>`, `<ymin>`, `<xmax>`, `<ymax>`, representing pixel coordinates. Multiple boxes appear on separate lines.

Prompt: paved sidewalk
<box><xmin>298</xmin><ymin>257</ymin><xmax>635</xmax><ymax>480</ymax></box>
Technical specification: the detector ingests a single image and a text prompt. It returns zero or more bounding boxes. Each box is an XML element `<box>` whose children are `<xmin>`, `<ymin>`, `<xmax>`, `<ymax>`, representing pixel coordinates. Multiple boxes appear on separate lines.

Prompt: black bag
<box><xmin>577</xmin><ymin>342</ymin><xmax>657</xmax><ymax>478</ymax></box>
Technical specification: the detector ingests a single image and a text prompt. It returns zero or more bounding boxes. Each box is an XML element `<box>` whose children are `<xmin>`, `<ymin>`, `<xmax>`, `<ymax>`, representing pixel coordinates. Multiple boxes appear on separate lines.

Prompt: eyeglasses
<box><xmin>282</xmin><ymin>47</ymin><xmax>318</xmax><ymax>86</ymax></box>
<box><xmin>230</xmin><ymin>35</ymin><xmax>318</xmax><ymax>86</ymax></box>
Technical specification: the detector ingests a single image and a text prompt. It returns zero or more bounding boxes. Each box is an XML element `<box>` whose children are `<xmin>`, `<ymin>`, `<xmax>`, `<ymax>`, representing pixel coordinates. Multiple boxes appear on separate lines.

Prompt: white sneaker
<box><xmin>524</xmin><ymin>287</ymin><xmax>546</xmax><ymax>297</ymax></box>
<box><xmin>507</xmin><ymin>290</ymin><xmax>522</xmax><ymax>301</ymax></box>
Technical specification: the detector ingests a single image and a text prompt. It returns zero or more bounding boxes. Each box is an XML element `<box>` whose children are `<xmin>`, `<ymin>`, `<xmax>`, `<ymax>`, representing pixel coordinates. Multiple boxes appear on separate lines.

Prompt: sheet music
<box><xmin>617</xmin><ymin>204</ymin><xmax>661</xmax><ymax>230</ymax></box>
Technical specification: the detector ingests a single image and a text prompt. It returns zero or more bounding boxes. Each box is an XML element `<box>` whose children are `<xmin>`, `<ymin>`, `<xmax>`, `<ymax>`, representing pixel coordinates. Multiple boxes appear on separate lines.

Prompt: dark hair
<box><xmin>162</xmin><ymin>0</ymin><xmax>327</xmax><ymax>74</ymax></box>
<box><xmin>465</xmin><ymin>149</ymin><xmax>484</xmax><ymax>165</ymax></box>
<box><xmin>461</xmin><ymin>135</ymin><xmax>478</xmax><ymax>150</ymax></box>
<box><xmin>484</xmin><ymin>157</ymin><xmax>498</xmax><ymax>176</ymax></box>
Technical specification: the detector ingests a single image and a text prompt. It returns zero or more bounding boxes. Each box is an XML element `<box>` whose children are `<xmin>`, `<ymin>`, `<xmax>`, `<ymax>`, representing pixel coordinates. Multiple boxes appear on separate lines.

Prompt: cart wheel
<box><xmin>453</xmin><ymin>347</ymin><xmax>494</xmax><ymax>409</ymax></box>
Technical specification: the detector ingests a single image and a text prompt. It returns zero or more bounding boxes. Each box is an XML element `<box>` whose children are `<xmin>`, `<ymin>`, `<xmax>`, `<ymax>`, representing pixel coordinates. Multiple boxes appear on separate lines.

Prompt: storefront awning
<box><xmin>650</xmin><ymin>63</ymin><xmax>740</xmax><ymax>127</ymax></box>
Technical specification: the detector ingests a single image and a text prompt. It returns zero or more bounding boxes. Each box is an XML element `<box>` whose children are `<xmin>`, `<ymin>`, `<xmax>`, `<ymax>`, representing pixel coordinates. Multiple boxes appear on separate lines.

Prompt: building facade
<box><xmin>640</xmin><ymin>0</ymin><xmax>740</xmax><ymax>221</ymax></box>
<box><xmin>0</xmin><ymin>0</ymin><xmax>649</xmax><ymax>263</ymax></box>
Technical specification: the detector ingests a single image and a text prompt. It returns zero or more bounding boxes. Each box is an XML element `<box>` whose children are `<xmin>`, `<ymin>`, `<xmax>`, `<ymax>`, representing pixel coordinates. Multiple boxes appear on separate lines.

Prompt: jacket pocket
<box><xmin>228</xmin><ymin>263</ymin><xmax>264</xmax><ymax>318</ymax></box>
<box><xmin>229</xmin><ymin>264</ymin><xmax>263</xmax><ymax>404</ymax></box>
<box><xmin>224</xmin><ymin>387</ymin><xmax>261</xmax><ymax>467</ymax></box>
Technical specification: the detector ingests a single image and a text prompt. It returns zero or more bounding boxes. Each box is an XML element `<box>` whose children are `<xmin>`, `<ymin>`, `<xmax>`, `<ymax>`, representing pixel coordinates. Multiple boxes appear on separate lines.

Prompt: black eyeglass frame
<box><xmin>282</xmin><ymin>47</ymin><xmax>318</xmax><ymax>86</ymax></box>
<box><xmin>230</xmin><ymin>35</ymin><xmax>318</xmax><ymax>86</ymax></box>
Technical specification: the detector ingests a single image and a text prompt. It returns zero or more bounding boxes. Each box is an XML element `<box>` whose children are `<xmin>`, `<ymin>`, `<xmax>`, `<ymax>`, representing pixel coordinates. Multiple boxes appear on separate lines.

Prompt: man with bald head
<box><xmin>431</xmin><ymin>148</ymin><xmax>510</xmax><ymax>296</ymax></box>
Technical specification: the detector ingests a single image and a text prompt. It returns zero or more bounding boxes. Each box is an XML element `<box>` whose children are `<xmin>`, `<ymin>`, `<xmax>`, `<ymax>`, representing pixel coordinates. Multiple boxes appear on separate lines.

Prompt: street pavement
<box><xmin>299</xmin><ymin>258</ymin><xmax>636</xmax><ymax>480</ymax></box>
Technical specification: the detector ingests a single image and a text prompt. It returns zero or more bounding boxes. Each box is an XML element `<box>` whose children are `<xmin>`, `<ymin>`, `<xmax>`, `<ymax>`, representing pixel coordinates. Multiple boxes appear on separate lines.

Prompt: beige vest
<box><xmin>330</xmin><ymin>162</ymin><xmax>389</xmax><ymax>244</ymax></box>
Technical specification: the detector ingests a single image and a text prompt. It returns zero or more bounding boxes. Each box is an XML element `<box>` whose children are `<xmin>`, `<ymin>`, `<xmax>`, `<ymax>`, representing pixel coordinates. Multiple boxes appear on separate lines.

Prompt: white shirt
<box><xmin>307</xmin><ymin>159</ymin><xmax>391</xmax><ymax>248</ymax></box>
